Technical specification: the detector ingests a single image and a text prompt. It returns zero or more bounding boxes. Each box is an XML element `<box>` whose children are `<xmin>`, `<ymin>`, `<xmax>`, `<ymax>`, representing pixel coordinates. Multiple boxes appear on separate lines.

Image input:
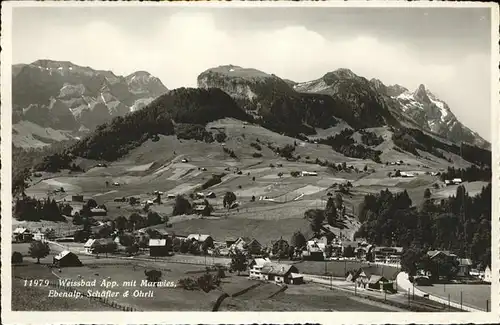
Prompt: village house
<box><xmin>149</xmin><ymin>239</ymin><xmax>170</xmax><ymax>257</ymax></box>
<box><xmin>231</xmin><ymin>237</ymin><xmax>262</xmax><ymax>255</ymax></box>
<box><xmin>13</xmin><ymin>227</ymin><xmax>33</xmax><ymax>243</ymax></box>
<box><xmin>53</xmin><ymin>250</ymin><xmax>83</xmax><ymax>268</ymax></box>
<box><xmin>33</xmin><ymin>231</ymin><xmax>46</xmax><ymax>242</ymax></box>
<box><xmin>355</xmin><ymin>244</ymin><xmax>374</xmax><ymax>261</ymax></box>
<box><xmin>187</xmin><ymin>234</ymin><xmax>214</xmax><ymax>248</ymax></box>
<box><xmin>83</xmin><ymin>239</ymin><xmax>97</xmax><ymax>254</ymax></box>
<box><xmin>427</xmin><ymin>250</ymin><xmax>458</xmax><ymax>263</ymax></box>
<box><xmin>349</xmin><ymin>266</ymin><xmax>396</xmax><ymax>292</ymax></box>
<box><xmin>303</xmin><ymin>240</ymin><xmax>325</xmax><ymax>261</ymax></box>
<box><xmin>373</xmin><ymin>246</ymin><xmax>404</xmax><ymax>265</ymax></box>
<box><xmin>457</xmin><ymin>258</ymin><xmax>473</xmax><ymax>277</ymax></box>
<box><xmin>260</xmin><ymin>263</ymin><xmax>302</xmax><ymax>285</ymax></box>
<box><xmin>225</xmin><ymin>237</ymin><xmax>237</xmax><ymax>247</ymax></box>
<box><xmin>249</xmin><ymin>257</ymin><xmax>272</xmax><ymax>280</ymax></box>
<box><xmin>206</xmin><ymin>192</ymin><xmax>216</xmax><ymax>198</ymax></box>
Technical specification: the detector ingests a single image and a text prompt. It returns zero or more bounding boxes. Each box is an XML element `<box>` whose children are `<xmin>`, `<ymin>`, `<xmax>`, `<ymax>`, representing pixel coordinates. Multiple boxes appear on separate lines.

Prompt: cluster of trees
<box><xmin>276</xmin><ymin>144</ymin><xmax>295</xmax><ymax>159</ymax></box>
<box><xmin>223</xmin><ymin>147</ymin><xmax>237</xmax><ymax>159</ymax></box>
<box><xmin>318</xmin><ymin>129</ymin><xmax>382</xmax><ymax>163</ymax></box>
<box><xmin>14</xmin><ymin>197</ymin><xmax>66</xmax><ymax>222</ymax></box>
<box><xmin>304</xmin><ymin>195</ymin><xmax>347</xmax><ymax>234</ymax></box>
<box><xmin>177</xmin><ymin>267</ymin><xmax>224</xmax><ymax>292</ymax></box>
<box><xmin>200</xmin><ymin>173</ymin><xmax>225</xmax><ymax>190</ymax></box>
<box><xmin>359</xmin><ymin>129</ymin><xmax>384</xmax><ymax>147</ymax></box>
<box><xmin>439</xmin><ymin>165</ymin><xmax>491</xmax><ymax>182</ymax></box>
<box><xmin>391</xmin><ymin>128</ymin><xmax>445</xmax><ymax>159</ymax></box>
<box><xmin>33</xmin><ymin>88</ymin><xmax>251</xmax><ymax>171</ymax></box>
<box><xmin>392</xmin><ymin>127</ymin><xmax>491</xmax><ymax>167</ymax></box>
<box><xmin>250</xmin><ymin>142</ymin><xmax>262</xmax><ymax>151</ymax></box>
<box><xmin>174</xmin><ymin>123</ymin><xmax>214</xmax><ymax>143</ymax></box>
<box><xmin>355</xmin><ymin>183</ymin><xmax>492</xmax><ymax>268</ymax></box>
<box><xmin>223</xmin><ymin>191</ymin><xmax>237</xmax><ymax>209</ymax></box>
<box><xmin>173</xmin><ymin>195</ymin><xmax>192</xmax><ymax>216</ymax></box>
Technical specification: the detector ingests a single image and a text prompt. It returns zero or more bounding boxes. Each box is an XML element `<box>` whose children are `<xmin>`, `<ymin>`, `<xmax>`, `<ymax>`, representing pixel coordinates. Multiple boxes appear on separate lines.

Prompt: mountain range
<box><xmin>12</xmin><ymin>60</ymin><xmax>168</xmax><ymax>147</ymax></box>
<box><xmin>12</xmin><ymin>60</ymin><xmax>489</xmax><ymax>153</ymax></box>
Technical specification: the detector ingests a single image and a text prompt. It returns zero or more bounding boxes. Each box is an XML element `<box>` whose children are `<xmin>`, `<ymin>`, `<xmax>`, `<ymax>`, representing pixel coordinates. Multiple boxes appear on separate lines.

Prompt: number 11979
<box><xmin>24</xmin><ymin>279</ymin><xmax>50</xmax><ymax>287</ymax></box>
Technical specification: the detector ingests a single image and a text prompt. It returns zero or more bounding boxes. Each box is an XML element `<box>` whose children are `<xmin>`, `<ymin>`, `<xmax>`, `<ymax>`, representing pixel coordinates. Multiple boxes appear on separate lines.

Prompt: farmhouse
<box><xmin>458</xmin><ymin>258</ymin><xmax>473</xmax><ymax>277</ymax></box>
<box><xmin>373</xmin><ymin>246</ymin><xmax>403</xmax><ymax>265</ymax></box>
<box><xmin>301</xmin><ymin>171</ymin><xmax>318</xmax><ymax>177</ymax></box>
<box><xmin>232</xmin><ymin>237</ymin><xmax>262</xmax><ymax>255</ymax></box>
<box><xmin>166</xmin><ymin>194</ymin><xmax>176</xmax><ymax>199</ymax></box>
<box><xmin>249</xmin><ymin>258</ymin><xmax>272</xmax><ymax>280</ymax></box>
<box><xmin>427</xmin><ymin>250</ymin><xmax>458</xmax><ymax>262</ymax></box>
<box><xmin>83</xmin><ymin>239</ymin><xmax>97</xmax><ymax>254</ymax></box>
<box><xmin>33</xmin><ymin>231</ymin><xmax>46</xmax><ymax>242</ymax></box>
<box><xmin>260</xmin><ymin>263</ymin><xmax>301</xmax><ymax>284</ymax></box>
<box><xmin>187</xmin><ymin>234</ymin><xmax>214</xmax><ymax>248</ymax></box>
<box><xmin>452</xmin><ymin>178</ymin><xmax>463</xmax><ymax>185</ymax></box>
<box><xmin>149</xmin><ymin>239</ymin><xmax>170</xmax><ymax>257</ymax></box>
<box><xmin>206</xmin><ymin>192</ymin><xmax>216</xmax><ymax>198</ymax></box>
<box><xmin>13</xmin><ymin>227</ymin><xmax>33</xmax><ymax>243</ymax></box>
<box><xmin>355</xmin><ymin>244</ymin><xmax>374</xmax><ymax>261</ymax></box>
<box><xmin>53</xmin><ymin>250</ymin><xmax>83</xmax><ymax>267</ymax></box>
<box><xmin>225</xmin><ymin>237</ymin><xmax>237</xmax><ymax>247</ymax></box>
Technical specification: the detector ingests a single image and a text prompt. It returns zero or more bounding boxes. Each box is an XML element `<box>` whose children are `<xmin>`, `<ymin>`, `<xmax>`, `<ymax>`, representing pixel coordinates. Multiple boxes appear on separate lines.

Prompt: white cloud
<box><xmin>13</xmin><ymin>11</ymin><xmax>491</xmax><ymax>140</ymax></box>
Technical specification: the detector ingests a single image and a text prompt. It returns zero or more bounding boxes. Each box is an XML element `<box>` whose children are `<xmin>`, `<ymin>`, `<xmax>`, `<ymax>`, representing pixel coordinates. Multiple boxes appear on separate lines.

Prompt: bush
<box><xmin>201</xmin><ymin>173</ymin><xmax>225</xmax><ymax>190</ymax></box>
<box><xmin>250</xmin><ymin>142</ymin><xmax>262</xmax><ymax>151</ymax></box>
<box><xmin>12</xmin><ymin>251</ymin><xmax>23</xmax><ymax>264</ymax></box>
<box><xmin>252</xmin><ymin>152</ymin><xmax>263</xmax><ymax>158</ymax></box>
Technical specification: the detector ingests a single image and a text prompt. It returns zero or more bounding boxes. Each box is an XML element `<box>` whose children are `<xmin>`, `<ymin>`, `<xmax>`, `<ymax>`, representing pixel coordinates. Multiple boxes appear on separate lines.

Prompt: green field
<box><xmin>417</xmin><ymin>283</ymin><xmax>491</xmax><ymax>311</ymax></box>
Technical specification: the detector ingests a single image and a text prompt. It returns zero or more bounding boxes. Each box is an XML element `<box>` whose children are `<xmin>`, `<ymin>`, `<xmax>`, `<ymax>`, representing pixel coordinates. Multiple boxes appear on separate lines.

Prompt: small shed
<box><xmin>149</xmin><ymin>239</ymin><xmax>170</xmax><ymax>257</ymax></box>
<box><xmin>290</xmin><ymin>273</ymin><xmax>304</xmax><ymax>285</ymax></box>
<box><xmin>368</xmin><ymin>275</ymin><xmax>388</xmax><ymax>290</ymax></box>
<box><xmin>53</xmin><ymin>250</ymin><xmax>83</xmax><ymax>267</ymax></box>
<box><xmin>90</xmin><ymin>208</ymin><xmax>107</xmax><ymax>217</ymax></box>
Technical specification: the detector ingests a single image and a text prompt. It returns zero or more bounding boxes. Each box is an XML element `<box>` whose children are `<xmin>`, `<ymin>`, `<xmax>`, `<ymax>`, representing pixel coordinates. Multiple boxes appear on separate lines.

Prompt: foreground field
<box><xmin>220</xmin><ymin>282</ymin><xmax>399</xmax><ymax>312</ymax></box>
<box><xmin>417</xmin><ymin>284</ymin><xmax>491</xmax><ymax>311</ymax></box>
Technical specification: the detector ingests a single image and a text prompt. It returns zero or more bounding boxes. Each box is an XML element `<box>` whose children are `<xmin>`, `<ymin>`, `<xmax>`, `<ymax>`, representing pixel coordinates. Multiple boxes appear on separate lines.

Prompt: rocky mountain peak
<box><xmin>413</xmin><ymin>84</ymin><xmax>431</xmax><ymax>104</ymax></box>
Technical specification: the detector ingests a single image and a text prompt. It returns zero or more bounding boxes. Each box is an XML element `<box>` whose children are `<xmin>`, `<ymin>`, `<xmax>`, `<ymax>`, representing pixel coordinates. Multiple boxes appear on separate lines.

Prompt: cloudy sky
<box><xmin>12</xmin><ymin>5</ymin><xmax>493</xmax><ymax>140</ymax></box>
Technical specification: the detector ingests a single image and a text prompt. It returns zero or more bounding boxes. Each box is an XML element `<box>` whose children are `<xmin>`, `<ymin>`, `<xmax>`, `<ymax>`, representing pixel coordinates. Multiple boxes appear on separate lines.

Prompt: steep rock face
<box><xmin>295</xmin><ymin>69</ymin><xmax>399</xmax><ymax>128</ymax></box>
<box><xmin>197</xmin><ymin>65</ymin><xmax>346</xmax><ymax>135</ymax></box>
<box><xmin>394</xmin><ymin>84</ymin><xmax>489</xmax><ymax>148</ymax></box>
<box><xmin>12</xmin><ymin>60</ymin><xmax>168</xmax><ymax>132</ymax></box>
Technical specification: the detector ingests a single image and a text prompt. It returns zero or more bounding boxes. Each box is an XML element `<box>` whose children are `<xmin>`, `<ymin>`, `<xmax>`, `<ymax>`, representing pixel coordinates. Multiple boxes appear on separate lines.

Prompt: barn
<box><xmin>53</xmin><ymin>250</ymin><xmax>83</xmax><ymax>267</ymax></box>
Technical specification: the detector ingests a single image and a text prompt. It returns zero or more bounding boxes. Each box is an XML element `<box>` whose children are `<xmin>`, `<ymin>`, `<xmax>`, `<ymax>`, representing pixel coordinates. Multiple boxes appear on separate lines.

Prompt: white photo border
<box><xmin>1</xmin><ymin>1</ymin><xmax>499</xmax><ymax>324</ymax></box>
